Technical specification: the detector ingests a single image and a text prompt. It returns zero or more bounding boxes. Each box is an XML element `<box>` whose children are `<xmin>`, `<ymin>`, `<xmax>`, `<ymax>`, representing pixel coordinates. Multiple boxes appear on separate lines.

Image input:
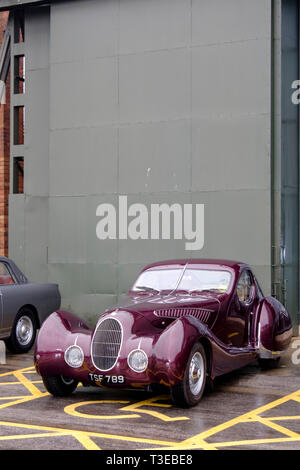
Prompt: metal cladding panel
<box><xmin>49</xmin><ymin>127</ymin><xmax>118</xmax><ymax>196</ymax></box>
<box><xmin>8</xmin><ymin>195</ymin><xmax>25</xmax><ymax>273</ymax></box>
<box><xmin>8</xmin><ymin>0</ymin><xmax>274</xmax><ymax>320</ymax></box>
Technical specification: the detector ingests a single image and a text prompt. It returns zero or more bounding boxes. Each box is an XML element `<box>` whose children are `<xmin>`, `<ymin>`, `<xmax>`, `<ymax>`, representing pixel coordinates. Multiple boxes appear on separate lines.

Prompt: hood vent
<box><xmin>154</xmin><ymin>307</ymin><xmax>212</xmax><ymax>323</ymax></box>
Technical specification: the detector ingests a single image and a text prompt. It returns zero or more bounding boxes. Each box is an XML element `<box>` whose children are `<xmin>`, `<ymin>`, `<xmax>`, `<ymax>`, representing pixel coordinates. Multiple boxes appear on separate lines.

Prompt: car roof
<box><xmin>142</xmin><ymin>259</ymin><xmax>249</xmax><ymax>271</ymax></box>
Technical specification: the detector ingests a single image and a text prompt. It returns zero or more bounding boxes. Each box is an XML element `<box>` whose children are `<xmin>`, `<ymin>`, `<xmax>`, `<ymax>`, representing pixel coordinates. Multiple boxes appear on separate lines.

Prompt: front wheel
<box><xmin>42</xmin><ymin>375</ymin><xmax>78</xmax><ymax>397</ymax></box>
<box><xmin>5</xmin><ymin>308</ymin><xmax>37</xmax><ymax>354</ymax></box>
<box><xmin>171</xmin><ymin>343</ymin><xmax>207</xmax><ymax>408</ymax></box>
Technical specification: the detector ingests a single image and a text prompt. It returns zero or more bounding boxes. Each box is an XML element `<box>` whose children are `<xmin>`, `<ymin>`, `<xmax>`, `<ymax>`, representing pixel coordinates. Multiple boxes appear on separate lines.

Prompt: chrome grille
<box><xmin>154</xmin><ymin>308</ymin><xmax>212</xmax><ymax>323</ymax></box>
<box><xmin>91</xmin><ymin>317</ymin><xmax>122</xmax><ymax>371</ymax></box>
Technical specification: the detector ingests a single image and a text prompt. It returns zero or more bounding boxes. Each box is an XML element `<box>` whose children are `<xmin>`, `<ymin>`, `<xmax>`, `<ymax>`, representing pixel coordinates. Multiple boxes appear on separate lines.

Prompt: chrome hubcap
<box><xmin>61</xmin><ymin>376</ymin><xmax>74</xmax><ymax>385</ymax></box>
<box><xmin>189</xmin><ymin>352</ymin><xmax>205</xmax><ymax>396</ymax></box>
<box><xmin>16</xmin><ymin>315</ymin><xmax>33</xmax><ymax>346</ymax></box>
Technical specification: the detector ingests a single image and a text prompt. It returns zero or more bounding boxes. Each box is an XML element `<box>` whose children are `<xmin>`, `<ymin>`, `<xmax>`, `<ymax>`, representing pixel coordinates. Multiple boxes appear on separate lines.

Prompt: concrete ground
<box><xmin>0</xmin><ymin>338</ymin><xmax>299</xmax><ymax>451</ymax></box>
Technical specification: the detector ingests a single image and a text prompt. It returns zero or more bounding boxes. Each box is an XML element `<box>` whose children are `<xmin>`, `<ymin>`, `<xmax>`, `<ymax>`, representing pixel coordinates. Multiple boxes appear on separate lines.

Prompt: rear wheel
<box><xmin>5</xmin><ymin>308</ymin><xmax>37</xmax><ymax>354</ymax></box>
<box><xmin>171</xmin><ymin>343</ymin><xmax>207</xmax><ymax>408</ymax></box>
<box><xmin>42</xmin><ymin>375</ymin><xmax>78</xmax><ymax>397</ymax></box>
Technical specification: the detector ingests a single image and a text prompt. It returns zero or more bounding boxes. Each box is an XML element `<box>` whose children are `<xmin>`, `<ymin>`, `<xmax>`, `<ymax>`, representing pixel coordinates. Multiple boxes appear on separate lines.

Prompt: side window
<box><xmin>236</xmin><ymin>270</ymin><xmax>253</xmax><ymax>304</ymax></box>
<box><xmin>0</xmin><ymin>262</ymin><xmax>15</xmax><ymax>285</ymax></box>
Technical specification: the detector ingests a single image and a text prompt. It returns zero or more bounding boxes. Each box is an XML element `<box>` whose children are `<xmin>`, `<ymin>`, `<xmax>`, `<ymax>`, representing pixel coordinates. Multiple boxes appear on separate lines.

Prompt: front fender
<box><xmin>152</xmin><ymin>316</ymin><xmax>210</xmax><ymax>386</ymax></box>
<box><xmin>34</xmin><ymin>310</ymin><xmax>92</xmax><ymax>377</ymax></box>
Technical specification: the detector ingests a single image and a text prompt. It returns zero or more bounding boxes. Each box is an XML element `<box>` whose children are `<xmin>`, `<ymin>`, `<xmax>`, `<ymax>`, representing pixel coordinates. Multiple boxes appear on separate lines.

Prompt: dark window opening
<box><xmin>13</xmin><ymin>106</ymin><xmax>24</xmax><ymax>145</ymax></box>
<box><xmin>13</xmin><ymin>157</ymin><xmax>24</xmax><ymax>194</ymax></box>
<box><xmin>14</xmin><ymin>55</ymin><xmax>25</xmax><ymax>94</ymax></box>
<box><xmin>14</xmin><ymin>10</ymin><xmax>25</xmax><ymax>43</ymax></box>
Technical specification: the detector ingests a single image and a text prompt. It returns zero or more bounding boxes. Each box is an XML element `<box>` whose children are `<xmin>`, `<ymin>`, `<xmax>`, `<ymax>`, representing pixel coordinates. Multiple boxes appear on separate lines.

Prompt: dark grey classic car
<box><xmin>0</xmin><ymin>256</ymin><xmax>61</xmax><ymax>353</ymax></box>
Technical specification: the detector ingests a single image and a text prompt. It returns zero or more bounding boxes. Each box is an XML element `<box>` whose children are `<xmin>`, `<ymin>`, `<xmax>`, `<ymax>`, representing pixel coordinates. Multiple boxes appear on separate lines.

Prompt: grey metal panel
<box><xmin>119</xmin><ymin>48</ymin><xmax>190</xmax><ymax>123</ymax></box>
<box><xmin>24</xmin><ymin>196</ymin><xmax>48</xmax><ymax>282</ymax></box>
<box><xmin>50</xmin><ymin>57</ymin><xmax>118</xmax><ymax>130</ymax></box>
<box><xmin>49</xmin><ymin>126</ymin><xmax>118</xmax><ymax>196</ymax></box>
<box><xmin>190</xmin><ymin>189</ymin><xmax>271</xmax><ymax>269</ymax></box>
<box><xmin>26</xmin><ymin>5</ymin><xmax>50</xmax><ymax>71</ymax></box>
<box><xmin>8</xmin><ymin>0</ymin><xmax>274</xmax><ymax>322</ymax></box>
<box><xmin>192</xmin><ymin>115</ymin><xmax>271</xmax><ymax>192</ymax></box>
<box><xmin>48</xmin><ymin>195</ymin><xmax>118</xmax><ymax>265</ymax></box>
<box><xmin>192</xmin><ymin>0</ymin><xmax>271</xmax><ymax>45</ymax></box>
<box><xmin>48</xmin><ymin>263</ymin><xmax>117</xmax><ymax>297</ymax></box>
<box><xmin>57</xmin><ymin>294</ymin><xmax>118</xmax><ymax>325</ymax></box>
<box><xmin>119</xmin><ymin>0</ymin><xmax>190</xmax><ymax>54</ymax></box>
<box><xmin>50</xmin><ymin>0</ymin><xmax>119</xmax><ymax>63</ymax></box>
<box><xmin>118</xmin><ymin>121</ymin><xmax>191</xmax><ymax>194</ymax></box>
<box><xmin>118</xmin><ymin>263</ymin><xmax>145</xmax><ymax>296</ymax></box>
<box><xmin>117</xmin><ymin>192</ymin><xmax>192</xmax><ymax>265</ymax></box>
<box><xmin>26</xmin><ymin>68</ymin><xmax>49</xmax><ymax>196</ymax></box>
<box><xmin>192</xmin><ymin>39</ymin><xmax>270</xmax><ymax>117</ymax></box>
<box><xmin>8</xmin><ymin>194</ymin><xmax>25</xmax><ymax>273</ymax></box>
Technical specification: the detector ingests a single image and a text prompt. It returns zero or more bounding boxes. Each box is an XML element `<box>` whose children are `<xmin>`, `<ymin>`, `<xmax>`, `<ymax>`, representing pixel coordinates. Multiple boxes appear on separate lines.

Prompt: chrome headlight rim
<box><xmin>127</xmin><ymin>348</ymin><xmax>148</xmax><ymax>373</ymax></box>
<box><xmin>64</xmin><ymin>345</ymin><xmax>84</xmax><ymax>368</ymax></box>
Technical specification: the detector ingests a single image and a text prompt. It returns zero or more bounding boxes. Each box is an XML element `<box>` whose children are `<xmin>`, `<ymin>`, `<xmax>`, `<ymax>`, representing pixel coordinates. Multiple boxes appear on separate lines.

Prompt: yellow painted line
<box><xmin>0</xmin><ymin>420</ymin><xmax>179</xmax><ymax>448</ymax></box>
<box><xmin>0</xmin><ymin>367</ymin><xmax>34</xmax><ymax>378</ymax></box>
<box><xmin>13</xmin><ymin>370</ymin><xmax>45</xmax><ymax>397</ymax></box>
<box><xmin>120</xmin><ymin>395</ymin><xmax>189</xmax><ymax>422</ymax></box>
<box><xmin>180</xmin><ymin>388</ymin><xmax>300</xmax><ymax>447</ymax></box>
<box><xmin>72</xmin><ymin>432</ymin><xmax>101</xmax><ymax>450</ymax></box>
<box><xmin>0</xmin><ymin>432</ymin><xmax>70</xmax><ymax>441</ymax></box>
<box><xmin>266</xmin><ymin>415</ymin><xmax>300</xmax><ymax>421</ymax></box>
<box><xmin>0</xmin><ymin>396</ymin><xmax>27</xmax><ymax>400</ymax></box>
<box><xmin>216</xmin><ymin>436</ymin><xmax>300</xmax><ymax>448</ymax></box>
<box><xmin>0</xmin><ymin>380</ymin><xmax>43</xmax><ymax>386</ymax></box>
<box><xmin>64</xmin><ymin>401</ymin><xmax>140</xmax><ymax>420</ymax></box>
<box><xmin>146</xmin><ymin>440</ymin><xmax>218</xmax><ymax>451</ymax></box>
<box><xmin>254</xmin><ymin>416</ymin><xmax>300</xmax><ymax>438</ymax></box>
<box><xmin>0</xmin><ymin>396</ymin><xmax>43</xmax><ymax>410</ymax></box>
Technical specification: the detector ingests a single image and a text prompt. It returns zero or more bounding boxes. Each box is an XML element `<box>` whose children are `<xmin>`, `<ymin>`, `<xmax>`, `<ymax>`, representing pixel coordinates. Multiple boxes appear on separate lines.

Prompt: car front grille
<box><xmin>91</xmin><ymin>317</ymin><xmax>122</xmax><ymax>371</ymax></box>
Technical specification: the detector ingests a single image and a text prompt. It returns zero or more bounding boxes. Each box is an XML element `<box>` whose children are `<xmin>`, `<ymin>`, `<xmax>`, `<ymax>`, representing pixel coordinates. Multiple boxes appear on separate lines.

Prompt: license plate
<box><xmin>88</xmin><ymin>373</ymin><xmax>125</xmax><ymax>384</ymax></box>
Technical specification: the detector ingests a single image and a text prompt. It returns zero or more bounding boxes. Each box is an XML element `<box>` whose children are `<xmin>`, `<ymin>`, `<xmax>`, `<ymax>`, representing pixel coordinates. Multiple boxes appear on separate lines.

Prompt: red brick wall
<box><xmin>0</xmin><ymin>12</ymin><xmax>10</xmax><ymax>257</ymax></box>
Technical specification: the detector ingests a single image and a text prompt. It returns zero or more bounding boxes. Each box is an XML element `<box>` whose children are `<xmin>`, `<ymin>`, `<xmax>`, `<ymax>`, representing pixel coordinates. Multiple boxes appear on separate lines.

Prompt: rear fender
<box><xmin>258</xmin><ymin>297</ymin><xmax>293</xmax><ymax>357</ymax></box>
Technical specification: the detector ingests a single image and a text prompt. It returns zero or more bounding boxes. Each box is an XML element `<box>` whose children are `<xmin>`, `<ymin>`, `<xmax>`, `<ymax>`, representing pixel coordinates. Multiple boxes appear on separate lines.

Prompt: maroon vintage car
<box><xmin>34</xmin><ymin>259</ymin><xmax>293</xmax><ymax>407</ymax></box>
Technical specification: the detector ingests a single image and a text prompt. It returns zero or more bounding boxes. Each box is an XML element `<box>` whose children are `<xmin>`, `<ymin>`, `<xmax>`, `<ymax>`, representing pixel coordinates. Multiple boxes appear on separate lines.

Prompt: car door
<box><xmin>0</xmin><ymin>261</ymin><xmax>17</xmax><ymax>337</ymax></box>
<box><xmin>226</xmin><ymin>269</ymin><xmax>255</xmax><ymax>347</ymax></box>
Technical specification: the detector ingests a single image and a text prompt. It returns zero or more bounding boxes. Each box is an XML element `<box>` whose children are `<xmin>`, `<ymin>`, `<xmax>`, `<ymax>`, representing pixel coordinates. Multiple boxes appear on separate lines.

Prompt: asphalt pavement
<box><xmin>0</xmin><ymin>337</ymin><xmax>299</xmax><ymax>450</ymax></box>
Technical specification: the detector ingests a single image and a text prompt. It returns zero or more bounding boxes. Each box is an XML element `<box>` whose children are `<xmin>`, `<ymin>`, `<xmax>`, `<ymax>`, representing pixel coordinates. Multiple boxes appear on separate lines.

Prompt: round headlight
<box><xmin>128</xmin><ymin>349</ymin><xmax>148</xmax><ymax>373</ymax></box>
<box><xmin>64</xmin><ymin>345</ymin><xmax>84</xmax><ymax>368</ymax></box>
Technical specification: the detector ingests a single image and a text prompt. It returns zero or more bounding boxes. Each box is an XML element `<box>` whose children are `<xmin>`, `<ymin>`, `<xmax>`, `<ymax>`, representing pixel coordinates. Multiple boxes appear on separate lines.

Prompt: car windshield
<box><xmin>132</xmin><ymin>266</ymin><xmax>232</xmax><ymax>294</ymax></box>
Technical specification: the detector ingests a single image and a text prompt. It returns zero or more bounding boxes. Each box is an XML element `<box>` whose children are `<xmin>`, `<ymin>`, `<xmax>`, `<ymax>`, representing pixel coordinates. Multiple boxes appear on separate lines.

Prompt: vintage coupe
<box><xmin>35</xmin><ymin>259</ymin><xmax>293</xmax><ymax>407</ymax></box>
<box><xmin>0</xmin><ymin>256</ymin><xmax>61</xmax><ymax>354</ymax></box>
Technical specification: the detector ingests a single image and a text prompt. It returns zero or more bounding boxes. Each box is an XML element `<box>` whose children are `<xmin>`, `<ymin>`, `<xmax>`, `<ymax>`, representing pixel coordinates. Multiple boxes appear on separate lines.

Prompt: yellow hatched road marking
<box><xmin>72</xmin><ymin>432</ymin><xmax>101</xmax><ymax>450</ymax></box>
<box><xmin>0</xmin><ymin>420</ymin><xmax>179</xmax><ymax>447</ymax></box>
<box><xmin>13</xmin><ymin>370</ymin><xmax>46</xmax><ymax>397</ymax></box>
<box><xmin>0</xmin><ymin>366</ymin><xmax>35</xmax><ymax>378</ymax></box>
<box><xmin>254</xmin><ymin>415</ymin><xmax>300</xmax><ymax>438</ymax></box>
<box><xmin>0</xmin><ymin>365</ymin><xmax>299</xmax><ymax>450</ymax></box>
<box><xmin>120</xmin><ymin>395</ymin><xmax>189</xmax><ymax>422</ymax></box>
<box><xmin>64</xmin><ymin>400</ymin><xmax>140</xmax><ymax>420</ymax></box>
<box><xmin>0</xmin><ymin>381</ymin><xmax>42</xmax><ymax>386</ymax></box>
